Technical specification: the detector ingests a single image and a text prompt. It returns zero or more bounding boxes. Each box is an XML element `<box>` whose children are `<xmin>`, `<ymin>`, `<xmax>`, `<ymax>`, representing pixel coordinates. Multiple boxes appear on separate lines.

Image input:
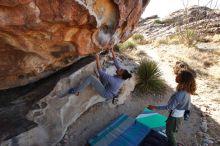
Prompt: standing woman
<box><xmin>148</xmin><ymin>70</ymin><xmax>196</xmax><ymax>146</ymax></box>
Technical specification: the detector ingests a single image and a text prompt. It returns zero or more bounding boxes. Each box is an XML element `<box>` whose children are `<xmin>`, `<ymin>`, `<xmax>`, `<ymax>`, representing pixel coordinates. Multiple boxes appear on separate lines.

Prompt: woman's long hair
<box><xmin>176</xmin><ymin>71</ymin><xmax>196</xmax><ymax>95</ymax></box>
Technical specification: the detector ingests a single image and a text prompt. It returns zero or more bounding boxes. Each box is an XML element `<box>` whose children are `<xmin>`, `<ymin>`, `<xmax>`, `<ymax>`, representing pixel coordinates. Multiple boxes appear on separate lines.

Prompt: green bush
<box><xmin>154</xmin><ymin>19</ymin><xmax>166</xmax><ymax>24</ymax></box>
<box><xmin>126</xmin><ymin>41</ymin><xmax>137</xmax><ymax>49</ymax></box>
<box><xmin>136</xmin><ymin>59</ymin><xmax>166</xmax><ymax>94</ymax></box>
<box><xmin>132</xmin><ymin>34</ymin><xmax>144</xmax><ymax>41</ymax></box>
<box><xmin>132</xmin><ymin>34</ymin><xmax>149</xmax><ymax>45</ymax></box>
<box><xmin>117</xmin><ymin>41</ymin><xmax>137</xmax><ymax>50</ymax></box>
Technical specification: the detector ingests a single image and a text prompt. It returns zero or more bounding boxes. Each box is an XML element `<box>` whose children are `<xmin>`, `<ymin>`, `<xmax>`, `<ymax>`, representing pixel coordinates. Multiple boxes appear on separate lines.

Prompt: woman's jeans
<box><xmin>166</xmin><ymin>116</ymin><xmax>183</xmax><ymax>146</ymax></box>
<box><xmin>74</xmin><ymin>75</ymin><xmax>109</xmax><ymax>98</ymax></box>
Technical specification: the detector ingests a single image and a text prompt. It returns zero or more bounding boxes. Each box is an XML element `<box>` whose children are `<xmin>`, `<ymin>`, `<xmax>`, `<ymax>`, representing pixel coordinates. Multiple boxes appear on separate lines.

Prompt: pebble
<box><xmin>31</xmin><ymin>103</ymin><xmax>41</xmax><ymax>110</ymax></box>
<box><xmin>63</xmin><ymin>139</ymin><xmax>68</xmax><ymax>143</ymax></box>
<box><xmin>201</xmin><ymin>117</ymin><xmax>207</xmax><ymax>122</ymax></box>
<box><xmin>203</xmin><ymin>139</ymin><xmax>214</xmax><ymax>144</ymax></box>
<box><xmin>196</xmin><ymin>131</ymin><xmax>204</xmax><ymax>137</ymax></box>
<box><xmin>200</xmin><ymin>121</ymin><xmax>208</xmax><ymax>132</ymax></box>
<box><xmin>203</xmin><ymin>133</ymin><xmax>215</xmax><ymax>141</ymax></box>
<box><xmin>41</xmin><ymin>102</ymin><xmax>47</xmax><ymax>109</ymax></box>
<box><xmin>33</xmin><ymin>111</ymin><xmax>42</xmax><ymax>117</ymax></box>
<box><xmin>201</xmin><ymin>112</ymin><xmax>208</xmax><ymax>117</ymax></box>
<box><xmin>201</xmin><ymin>106</ymin><xmax>207</xmax><ymax>112</ymax></box>
<box><xmin>203</xmin><ymin>133</ymin><xmax>209</xmax><ymax>137</ymax></box>
<box><xmin>64</xmin><ymin>134</ymin><xmax>69</xmax><ymax>140</ymax></box>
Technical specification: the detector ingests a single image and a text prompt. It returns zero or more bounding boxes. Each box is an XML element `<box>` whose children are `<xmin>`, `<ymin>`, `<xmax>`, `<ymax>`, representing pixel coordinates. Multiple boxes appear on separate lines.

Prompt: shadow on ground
<box><xmin>0</xmin><ymin>56</ymin><xmax>95</xmax><ymax>141</ymax></box>
<box><xmin>58</xmin><ymin>87</ymin><xmax>220</xmax><ymax>146</ymax></box>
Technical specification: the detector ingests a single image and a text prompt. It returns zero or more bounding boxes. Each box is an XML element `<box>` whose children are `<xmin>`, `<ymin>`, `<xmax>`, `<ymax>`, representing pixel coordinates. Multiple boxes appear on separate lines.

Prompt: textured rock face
<box><xmin>137</xmin><ymin>6</ymin><xmax>220</xmax><ymax>39</ymax></box>
<box><xmin>0</xmin><ymin>0</ymin><xmax>149</xmax><ymax>89</ymax></box>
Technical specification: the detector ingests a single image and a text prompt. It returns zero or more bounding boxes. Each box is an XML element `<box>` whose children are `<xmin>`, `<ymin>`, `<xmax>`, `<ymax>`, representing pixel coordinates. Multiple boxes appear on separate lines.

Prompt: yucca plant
<box><xmin>136</xmin><ymin>59</ymin><xmax>166</xmax><ymax>94</ymax></box>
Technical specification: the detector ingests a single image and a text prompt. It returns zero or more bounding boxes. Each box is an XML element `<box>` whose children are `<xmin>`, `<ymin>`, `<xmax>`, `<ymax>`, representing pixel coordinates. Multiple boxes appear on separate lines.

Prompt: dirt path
<box><xmin>58</xmin><ymin>43</ymin><xmax>220</xmax><ymax>146</ymax></box>
<box><xmin>138</xmin><ymin>43</ymin><xmax>220</xmax><ymax>145</ymax></box>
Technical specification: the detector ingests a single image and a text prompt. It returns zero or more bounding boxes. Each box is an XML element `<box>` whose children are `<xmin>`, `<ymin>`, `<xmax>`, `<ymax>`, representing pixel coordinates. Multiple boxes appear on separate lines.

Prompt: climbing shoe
<box><xmin>68</xmin><ymin>88</ymin><xmax>79</xmax><ymax>96</ymax></box>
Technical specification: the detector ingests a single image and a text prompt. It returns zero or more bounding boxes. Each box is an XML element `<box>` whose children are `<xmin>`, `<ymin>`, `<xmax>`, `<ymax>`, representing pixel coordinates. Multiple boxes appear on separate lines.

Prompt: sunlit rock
<box><xmin>0</xmin><ymin>0</ymin><xmax>149</xmax><ymax>89</ymax></box>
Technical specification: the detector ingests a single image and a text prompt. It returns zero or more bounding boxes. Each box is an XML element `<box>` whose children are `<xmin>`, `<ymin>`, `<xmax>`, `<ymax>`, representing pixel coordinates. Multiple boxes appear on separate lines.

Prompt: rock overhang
<box><xmin>0</xmin><ymin>0</ymin><xmax>150</xmax><ymax>89</ymax></box>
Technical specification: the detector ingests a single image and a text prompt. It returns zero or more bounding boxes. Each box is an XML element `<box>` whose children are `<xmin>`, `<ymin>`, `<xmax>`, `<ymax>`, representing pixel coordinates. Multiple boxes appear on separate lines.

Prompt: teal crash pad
<box><xmin>136</xmin><ymin>108</ymin><xmax>167</xmax><ymax>131</ymax></box>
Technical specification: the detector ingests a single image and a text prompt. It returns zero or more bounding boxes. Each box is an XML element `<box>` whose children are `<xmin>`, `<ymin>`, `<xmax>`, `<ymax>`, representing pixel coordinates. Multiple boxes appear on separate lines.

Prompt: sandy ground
<box><xmin>58</xmin><ymin>42</ymin><xmax>220</xmax><ymax>146</ymax></box>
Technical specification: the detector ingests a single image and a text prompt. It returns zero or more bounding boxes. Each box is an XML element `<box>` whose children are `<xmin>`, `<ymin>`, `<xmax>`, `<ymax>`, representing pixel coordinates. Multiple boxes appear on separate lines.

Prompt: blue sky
<box><xmin>141</xmin><ymin>0</ymin><xmax>220</xmax><ymax>18</ymax></box>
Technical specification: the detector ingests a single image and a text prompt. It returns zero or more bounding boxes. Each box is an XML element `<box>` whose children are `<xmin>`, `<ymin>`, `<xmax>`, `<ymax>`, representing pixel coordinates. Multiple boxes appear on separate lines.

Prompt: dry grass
<box><xmin>154</xmin><ymin>19</ymin><xmax>166</xmax><ymax>24</ymax></box>
<box><xmin>152</xmin><ymin>32</ymin><xmax>219</xmax><ymax>48</ymax></box>
<box><xmin>212</xmin><ymin>98</ymin><xmax>220</xmax><ymax>104</ymax></box>
<box><xmin>132</xmin><ymin>34</ymin><xmax>150</xmax><ymax>45</ymax></box>
<box><xmin>211</xmin><ymin>34</ymin><xmax>220</xmax><ymax>42</ymax></box>
<box><xmin>199</xmin><ymin>34</ymin><xmax>220</xmax><ymax>43</ymax></box>
<box><xmin>152</xmin><ymin>36</ymin><xmax>180</xmax><ymax>47</ymax></box>
<box><xmin>137</xmin><ymin>50</ymin><xmax>147</xmax><ymax>57</ymax></box>
<box><xmin>152</xmin><ymin>30</ymin><xmax>200</xmax><ymax>47</ymax></box>
<box><xmin>176</xmin><ymin>28</ymin><xmax>200</xmax><ymax>47</ymax></box>
<box><xmin>138</xmin><ymin>39</ymin><xmax>151</xmax><ymax>45</ymax></box>
<box><xmin>132</xmin><ymin>34</ymin><xmax>144</xmax><ymax>41</ymax></box>
<box><xmin>174</xmin><ymin>46</ymin><xmax>220</xmax><ymax>78</ymax></box>
<box><xmin>152</xmin><ymin>38</ymin><xmax>169</xmax><ymax>47</ymax></box>
<box><xmin>117</xmin><ymin>41</ymin><xmax>137</xmax><ymax>50</ymax></box>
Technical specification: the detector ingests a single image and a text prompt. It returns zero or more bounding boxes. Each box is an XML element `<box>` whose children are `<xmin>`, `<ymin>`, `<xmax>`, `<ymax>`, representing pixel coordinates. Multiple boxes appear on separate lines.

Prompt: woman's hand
<box><xmin>147</xmin><ymin>105</ymin><xmax>156</xmax><ymax>110</ymax></box>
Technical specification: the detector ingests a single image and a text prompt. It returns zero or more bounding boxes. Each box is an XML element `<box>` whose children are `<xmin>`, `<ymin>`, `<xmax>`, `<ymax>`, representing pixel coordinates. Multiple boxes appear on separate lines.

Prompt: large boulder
<box><xmin>136</xmin><ymin>6</ymin><xmax>220</xmax><ymax>39</ymax></box>
<box><xmin>1</xmin><ymin>54</ymin><xmax>137</xmax><ymax>146</ymax></box>
<box><xmin>0</xmin><ymin>0</ymin><xmax>149</xmax><ymax>89</ymax></box>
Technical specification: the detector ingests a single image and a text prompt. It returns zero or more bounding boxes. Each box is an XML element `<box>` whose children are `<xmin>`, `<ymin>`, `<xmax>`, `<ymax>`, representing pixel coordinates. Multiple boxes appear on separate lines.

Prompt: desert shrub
<box><xmin>153</xmin><ymin>34</ymin><xmax>181</xmax><ymax>46</ymax></box>
<box><xmin>154</xmin><ymin>19</ymin><xmax>166</xmax><ymax>24</ymax></box>
<box><xmin>212</xmin><ymin>34</ymin><xmax>220</xmax><ymax>42</ymax></box>
<box><xmin>132</xmin><ymin>34</ymin><xmax>149</xmax><ymax>45</ymax></box>
<box><xmin>142</xmin><ymin>39</ymin><xmax>152</xmax><ymax>44</ymax></box>
<box><xmin>137</xmin><ymin>50</ymin><xmax>147</xmax><ymax>56</ymax></box>
<box><xmin>126</xmin><ymin>41</ymin><xmax>137</xmax><ymax>49</ymax></box>
<box><xmin>136</xmin><ymin>59</ymin><xmax>166</xmax><ymax>94</ymax></box>
<box><xmin>138</xmin><ymin>39</ymin><xmax>150</xmax><ymax>45</ymax></box>
<box><xmin>155</xmin><ymin>29</ymin><xmax>202</xmax><ymax>46</ymax></box>
<box><xmin>176</xmin><ymin>28</ymin><xmax>199</xmax><ymax>47</ymax></box>
<box><xmin>153</xmin><ymin>38</ymin><xmax>169</xmax><ymax>46</ymax></box>
<box><xmin>133</xmin><ymin>34</ymin><xmax>144</xmax><ymax>41</ymax></box>
<box><xmin>117</xmin><ymin>41</ymin><xmax>137</xmax><ymax>50</ymax></box>
<box><xmin>167</xmin><ymin>34</ymin><xmax>180</xmax><ymax>44</ymax></box>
